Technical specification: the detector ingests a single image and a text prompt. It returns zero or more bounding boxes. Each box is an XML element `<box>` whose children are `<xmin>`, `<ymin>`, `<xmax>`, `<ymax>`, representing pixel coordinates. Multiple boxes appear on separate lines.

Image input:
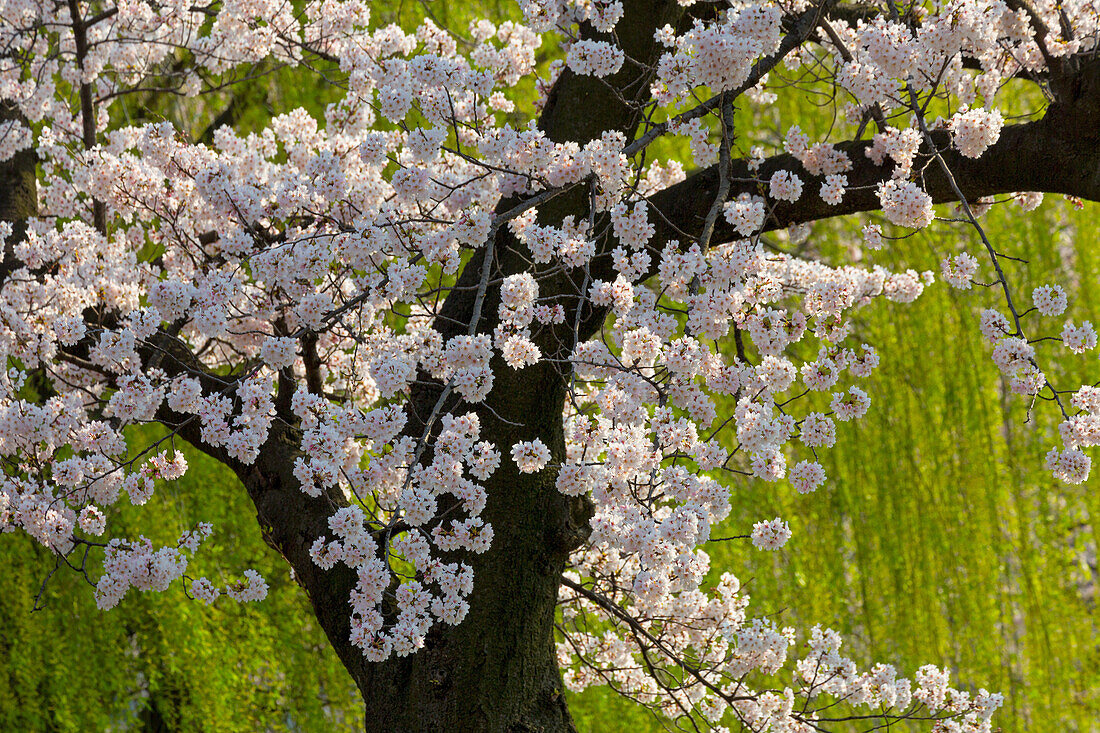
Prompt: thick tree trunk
<box><xmin>234</xmin><ymin>359</ymin><xmax>587</xmax><ymax>732</ymax></box>
<box><xmin>151</xmin><ymin>0</ymin><xmax>683</xmax><ymax>720</ymax></box>
<box><xmin>226</xmin><ymin>234</ymin><xmax>592</xmax><ymax>727</ymax></box>
<box><xmin>233</xmin><ymin>232</ymin><xmax>593</xmax><ymax>728</ymax></box>
<box><xmin>313</xmin><ymin>6</ymin><xmax>680</xmax><ymax>726</ymax></box>
<box><xmin>354</xmin><ymin>363</ymin><xmax>583</xmax><ymax>732</ymax></box>
<box><xmin>0</xmin><ymin>102</ymin><xmax>37</xmax><ymax>271</ymax></box>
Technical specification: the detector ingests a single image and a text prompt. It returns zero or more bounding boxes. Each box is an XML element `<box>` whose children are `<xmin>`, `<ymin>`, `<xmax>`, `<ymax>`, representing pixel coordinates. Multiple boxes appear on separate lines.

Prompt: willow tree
<box><xmin>1</xmin><ymin>0</ymin><xmax>1098</xmax><ymax>729</ymax></box>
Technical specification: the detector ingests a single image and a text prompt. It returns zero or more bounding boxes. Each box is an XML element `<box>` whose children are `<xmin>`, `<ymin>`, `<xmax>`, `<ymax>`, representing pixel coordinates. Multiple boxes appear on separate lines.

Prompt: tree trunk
<box><xmin>356</xmin><ymin>362</ymin><xmax>582</xmax><ymax>731</ymax></box>
<box><xmin>234</xmin><ymin>357</ymin><xmax>587</xmax><ymax>732</ymax></box>
<box><xmin>0</xmin><ymin>102</ymin><xmax>37</xmax><ymax>273</ymax></box>
<box><xmin>226</xmin><ymin>4</ymin><xmax>684</xmax><ymax>726</ymax></box>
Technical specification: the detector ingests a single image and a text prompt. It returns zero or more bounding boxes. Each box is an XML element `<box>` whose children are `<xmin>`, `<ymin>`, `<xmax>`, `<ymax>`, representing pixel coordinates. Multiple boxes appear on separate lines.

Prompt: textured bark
<box><xmin>0</xmin><ymin>102</ymin><xmax>37</xmax><ymax>276</ymax></box>
<box><xmin>354</xmin><ymin>357</ymin><xmax>585</xmax><ymax>732</ymax></box>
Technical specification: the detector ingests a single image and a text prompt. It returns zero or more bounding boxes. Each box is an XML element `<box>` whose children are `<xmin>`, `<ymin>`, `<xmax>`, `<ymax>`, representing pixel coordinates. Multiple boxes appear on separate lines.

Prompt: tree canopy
<box><xmin>1</xmin><ymin>0</ymin><xmax>1099</xmax><ymax>729</ymax></box>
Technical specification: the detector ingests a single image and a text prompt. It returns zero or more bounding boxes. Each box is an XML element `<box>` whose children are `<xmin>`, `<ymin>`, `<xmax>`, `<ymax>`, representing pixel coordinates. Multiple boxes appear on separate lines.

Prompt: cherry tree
<box><xmin>1</xmin><ymin>0</ymin><xmax>1097</xmax><ymax>728</ymax></box>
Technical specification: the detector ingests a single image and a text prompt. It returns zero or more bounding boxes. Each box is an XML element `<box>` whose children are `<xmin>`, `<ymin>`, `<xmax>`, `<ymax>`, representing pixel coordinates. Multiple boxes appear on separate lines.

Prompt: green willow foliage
<box><xmin>569</xmin><ymin>78</ymin><xmax>1098</xmax><ymax>731</ymax></box>
<box><xmin>571</xmin><ymin>203</ymin><xmax>1099</xmax><ymax>733</ymax></box>
<box><xmin>1</xmin><ymin>428</ymin><xmax>363</xmax><ymax>732</ymax></box>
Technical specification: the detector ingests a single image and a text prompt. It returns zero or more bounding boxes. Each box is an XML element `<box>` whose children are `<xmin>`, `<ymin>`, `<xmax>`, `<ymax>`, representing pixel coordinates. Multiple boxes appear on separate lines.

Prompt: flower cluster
<box><xmin>941</xmin><ymin>252</ymin><xmax>979</xmax><ymax>289</ymax></box>
<box><xmin>949</xmin><ymin>107</ymin><xmax>1005</xmax><ymax>158</ymax></box>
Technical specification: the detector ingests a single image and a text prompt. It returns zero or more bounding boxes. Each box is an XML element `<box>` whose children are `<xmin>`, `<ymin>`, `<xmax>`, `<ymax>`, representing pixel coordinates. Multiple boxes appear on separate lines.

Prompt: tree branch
<box><xmin>646</xmin><ymin>56</ymin><xmax>1100</xmax><ymax>248</ymax></box>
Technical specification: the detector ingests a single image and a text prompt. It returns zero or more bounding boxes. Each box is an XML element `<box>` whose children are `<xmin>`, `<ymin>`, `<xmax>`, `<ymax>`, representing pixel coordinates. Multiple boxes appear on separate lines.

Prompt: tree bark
<box><xmin>645</xmin><ymin>55</ymin><xmax>1100</xmax><ymax>249</ymax></box>
<box><xmin>0</xmin><ymin>102</ymin><xmax>37</xmax><ymax>277</ymax></box>
<box><xmin>354</xmin><ymin>357</ymin><xmax>585</xmax><ymax>732</ymax></box>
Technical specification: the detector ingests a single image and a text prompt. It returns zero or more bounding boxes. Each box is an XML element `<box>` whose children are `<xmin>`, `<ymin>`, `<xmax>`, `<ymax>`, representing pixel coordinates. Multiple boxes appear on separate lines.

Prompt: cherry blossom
<box><xmin>9</xmin><ymin>0</ymin><xmax>1100</xmax><ymax>725</ymax></box>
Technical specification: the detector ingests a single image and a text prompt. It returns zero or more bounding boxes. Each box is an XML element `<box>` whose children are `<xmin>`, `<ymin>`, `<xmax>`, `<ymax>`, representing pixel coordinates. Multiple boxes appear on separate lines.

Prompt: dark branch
<box><xmin>647</xmin><ymin>56</ymin><xmax>1100</xmax><ymax>248</ymax></box>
